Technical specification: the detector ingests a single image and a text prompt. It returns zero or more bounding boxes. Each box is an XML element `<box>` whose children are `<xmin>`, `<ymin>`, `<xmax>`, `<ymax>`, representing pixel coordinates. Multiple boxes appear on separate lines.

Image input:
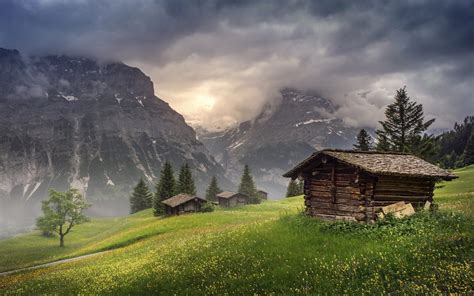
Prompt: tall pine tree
<box><xmin>463</xmin><ymin>131</ymin><xmax>474</xmax><ymax>165</ymax></box>
<box><xmin>205</xmin><ymin>176</ymin><xmax>221</xmax><ymax>202</ymax></box>
<box><xmin>297</xmin><ymin>179</ymin><xmax>304</xmax><ymax>195</ymax></box>
<box><xmin>376</xmin><ymin>87</ymin><xmax>435</xmax><ymax>158</ymax></box>
<box><xmin>177</xmin><ymin>163</ymin><xmax>196</xmax><ymax>195</ymax></box>
<box><xmin>376</xmin><ymin>133</ymin><xmax>391</xmax><ymax>152</ymax></box>
<box><xmin>153</xmin><ymin>161</ymin><xmax>176</xmax><ymax>216</ymax></box>
<box><xmin>434</xmin><ymin>116</ymin><xmax>473</xmax><ymax>168</ymax></box>
<box><xmin>353</xmin><ymin>129</ymin><xmax>373</xmax><ymax>151</ymax></box>
<box><xmin>286</xmin><ymin>179</ymin><xmax>299</xmax><ymax>197</ymax></box>
<box><xmin>130</xmin><ymin>178</ymin><xmax>153</xmax><ymax>214</ymax></box>
<box><xmin>238</xmin><ymin>164</ymin><xmax>259</xmax><ymax>203</ymax></box>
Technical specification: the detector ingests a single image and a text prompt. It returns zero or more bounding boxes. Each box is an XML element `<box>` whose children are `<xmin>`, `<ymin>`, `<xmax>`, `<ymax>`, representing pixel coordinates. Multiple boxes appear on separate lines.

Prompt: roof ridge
<box><xmin>283</xmin><ymin>149</ymin><xmax>457</xmax><ymax>180</ymax></box>
<box><xmin>322</xmin><ymin>149</ymin><xmax>411</xmax><ymax>155</ymax></box>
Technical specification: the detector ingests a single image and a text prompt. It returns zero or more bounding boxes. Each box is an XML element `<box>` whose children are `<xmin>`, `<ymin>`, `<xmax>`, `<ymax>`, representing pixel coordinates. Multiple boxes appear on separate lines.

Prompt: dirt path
<box><xmin>0</xmin><ymin>251</ymin><xmax>110</xmax><ymax>277</ymax></box>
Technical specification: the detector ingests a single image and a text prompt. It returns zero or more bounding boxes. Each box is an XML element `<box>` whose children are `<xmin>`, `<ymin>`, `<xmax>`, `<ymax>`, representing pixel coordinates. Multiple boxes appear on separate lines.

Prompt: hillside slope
<box><xmin>0</xmin><ymin>166</ymin><xmax>472</xmax><ymax>294</ymax></box>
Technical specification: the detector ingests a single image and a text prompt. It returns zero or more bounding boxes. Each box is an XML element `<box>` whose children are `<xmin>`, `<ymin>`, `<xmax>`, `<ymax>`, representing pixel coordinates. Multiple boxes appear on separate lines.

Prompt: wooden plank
<box><xmin>375</xmin><ymin>185</ymin><xmax>432</xmax><ymax>190</ymax></box>
<box><xmin>310</xmin><ymin>186</ymin><xmax>360</xmax><ymax>195</ymax></box>
<box><xmin>381</xmin><ymin>201</ymin><xmax>406</xmax><ymax>215</ymax></box>
<box><xmin>311</xmin><ymin>197</ymin><xmax>365</xmax><ymax>206</ymax></box>
<box><xmin>313</xmin><ymin>214</ymin><xmax>357</xmax><ymax>222</ymax></box>
<box><xmin>312</xmin><ymin>208</ymin><xmax>354</xmax><ymax>215</ymax></box>
<box><xmin>371</xmin><ymin>200</ymin><xmax>425</xmax><ymax>207</ymax></box>
<box><xmin>380</xmin><ymin>202</ymin><xmax>416</xmax><ymax>218</ymax></box>
<box><xmin>374</xmin><ymin>189</ymin><xmax>432</xmax><ymax>195</ymax></box>
<box><xmin>313</xmin><ymin>173</ymin><xmax>356</xmax><ymax>180</ymax></box>
<box><xmin>310</xmin><ymin>180</ymin><xmax>354</xmax><ymax>187</ymax></box>
<box><xmin>335</xmin><ymin>168</ymin><xmax>357</xmax><ymax>174</ymax></box>
<box><xmin>310</xmin><ymin>202</ymin><xmax>365</xmax><ymax>212</ymax></box>
<box><xmin>373</xmin><ymin>194</ymin><xmax>429</xmax><ymax>201</ymax></box>
<box><xmin>376</xmin><ymin>185</ymin><xmax>432</xmax><ymax>191</ymax></box>
<box><xmin>311</xmin><ymin>207</ymin><xmax>364</xmax><ymax>216</ymax></box>
<box><xmin>376</xmin><ymin>180</ymin><xmax>432</xmax><ymax>186</ymax></box>
<box><xmin>393</xmin><ymin>204</ymin><xmax>415</xmax><ymax>218</ymax></box>
<box><xmin>310</xmin><ymin>191</ymin><xmax>362</xmax><ymax>200</ymax></box>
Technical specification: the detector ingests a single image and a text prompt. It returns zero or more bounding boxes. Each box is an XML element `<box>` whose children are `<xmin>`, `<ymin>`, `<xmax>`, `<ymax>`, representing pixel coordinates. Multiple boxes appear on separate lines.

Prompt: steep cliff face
<box><xmin>198</xmin><ymin>89</ymin><xmax>364</xmax><ymax>198</ymax></box>
<box><xmin>0</xmin><ymin>48</ymin><xmax>227</xmax><ymax>223</ymax></box>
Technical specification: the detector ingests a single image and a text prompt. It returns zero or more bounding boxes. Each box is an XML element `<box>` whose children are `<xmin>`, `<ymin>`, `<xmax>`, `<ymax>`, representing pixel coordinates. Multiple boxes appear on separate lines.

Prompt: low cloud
<box><xmin>1</xmin><ymin>0</ymin><xmax>473</xmax><ymax>129</ymax></box>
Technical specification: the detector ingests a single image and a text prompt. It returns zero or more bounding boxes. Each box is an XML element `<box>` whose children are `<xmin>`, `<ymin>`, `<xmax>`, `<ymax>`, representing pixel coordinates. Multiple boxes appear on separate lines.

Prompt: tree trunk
<box><xmin>59</xmin><ymin>234</ymin><xmax>65</xmax><ymax>247</ymax></box>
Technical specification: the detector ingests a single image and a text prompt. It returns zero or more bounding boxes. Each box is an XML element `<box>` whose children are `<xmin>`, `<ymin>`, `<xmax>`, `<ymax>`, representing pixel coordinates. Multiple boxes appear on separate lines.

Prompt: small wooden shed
<box><xmin>283</xmin><ymin>149</ymin><xmax>457</xmax><ymax>222</ymax></box>
<box><xmin>257</xmin><ymin>190</ymin><xmax>268</xmax><ymax>200</ymax></box>
<box><xmin>162</xmin><ymin>194</ymin><xmax>207</xmax><ymax>215</ymax></box>
<box><xmin>216</xmin><ymin>191</ymin><xmax>249</xmax><ymax>208</ymax></box>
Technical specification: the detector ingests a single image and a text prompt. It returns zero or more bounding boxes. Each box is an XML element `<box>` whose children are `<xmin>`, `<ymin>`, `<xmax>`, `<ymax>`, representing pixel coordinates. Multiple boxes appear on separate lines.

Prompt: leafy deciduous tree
<box><xmin>36</xmin><ymin>189</ymin><xmax>91</xmax><ymax>247</ymax></box>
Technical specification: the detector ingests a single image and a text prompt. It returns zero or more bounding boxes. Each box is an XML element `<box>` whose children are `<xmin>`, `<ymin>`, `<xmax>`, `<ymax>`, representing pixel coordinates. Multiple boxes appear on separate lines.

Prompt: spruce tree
<box><xmin>238</xmin><ymin>164</ymin><xmax>259</xmax><ymax>203</ymax></box>
<box><xmin>130</xmin><ymin>178</ymin><xmax>153</xmax><ymax>214</ymax></box>
<box><xmin>463</xmin><ymin>131</ymin><xmax>474</xmax><ymax>165</ymax></box>
<box><xmin>297</xmin><ymin>179</ymin><xmax>305</xmax><ymax>195</ymax></box>
<box><xmin>177</xmin><ymin>163</ymin><xmax>196</xmax><ymax>195</ymax></box>
<box><xmin>376</xmin><ymin>87</ymin><xmax>435</xmax><ymax>157</ymax></box>
<box><xmin>205</xmin><ymin>176</ymin><xmax>221</xmax><ymax>202</ymax></box>
<box><xmin>153</xmin><ymin>162</ymin><xmax>176</xmax><ymax>216</ymax></box>
<box><xmin>353</xmin><ymin>129</ymin><xmax>373</xmax><ymax>151</ymax></box>
<box><xmin>376</xmin><ymin>133</ymin><xmax>391</xmax><ymax>152</ymax></box>
<box><xmin>286</xmin><ymin>179</ymin><xmax>299</xmax><ymax>197</ymax></box>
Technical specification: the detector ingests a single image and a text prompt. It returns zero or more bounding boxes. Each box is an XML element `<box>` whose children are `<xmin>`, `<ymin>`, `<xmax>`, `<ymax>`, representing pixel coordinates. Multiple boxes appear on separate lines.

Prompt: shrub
<box><xmin>199</xmin><ymin>202</ymin><xmax>215</xmax><ymax>212</ymax></box>
<box><xmin>320</xmin><ymin>210</ymin><xmax>470</xmax><ymax>239</ymax></box>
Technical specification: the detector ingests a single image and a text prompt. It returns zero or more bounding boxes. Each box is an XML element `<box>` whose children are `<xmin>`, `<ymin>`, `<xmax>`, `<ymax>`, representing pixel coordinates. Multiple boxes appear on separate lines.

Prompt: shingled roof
<box><xmin>283</xmin><ymin>149</ymin><xmax>457</xmax><ymax>180</ymax></box>
<box><xmin>216</xmin><ymin>191</ymin><xmax>247</xmax><ymax>199</ymax></box>
<box><xmin>161</xmin><ymin>194</ymin><xmax>205</xmax><ymax>208</ymax></box>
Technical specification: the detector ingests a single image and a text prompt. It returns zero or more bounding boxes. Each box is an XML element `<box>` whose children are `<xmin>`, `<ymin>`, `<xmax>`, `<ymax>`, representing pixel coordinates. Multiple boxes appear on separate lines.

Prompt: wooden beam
<box><xmin>331</xmin><ymin>161</ymin><xmax>336</xmax><ymax>203</ymax></box>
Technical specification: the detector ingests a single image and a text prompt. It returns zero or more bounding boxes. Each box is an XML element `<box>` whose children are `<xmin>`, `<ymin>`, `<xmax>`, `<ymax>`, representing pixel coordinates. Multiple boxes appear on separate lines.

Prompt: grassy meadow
<box><xmin>0</xmin><ymin>166</ymin><xmax>473</xmax><ymax>294</ymax></box>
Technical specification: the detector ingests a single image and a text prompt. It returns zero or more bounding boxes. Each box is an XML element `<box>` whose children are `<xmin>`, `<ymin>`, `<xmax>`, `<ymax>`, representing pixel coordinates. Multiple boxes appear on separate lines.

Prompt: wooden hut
<box><xmin>216</xmin><ymin>191</ymin><xmax>249</xmax><ymax>208</ymax></box>
<box><xmin>283</xmin><ymin>149</ymin><xmax>457</xmax><ymax>222</ymax></box>
<box><xmin>162</xmin><ymin>194</ymin><xmax>207</xmax><ymax>215</ymax></box>
<box><xmin>257</xmin><ymin>190</ymin><xmax>268</xmax><ymax>200</ymax></box>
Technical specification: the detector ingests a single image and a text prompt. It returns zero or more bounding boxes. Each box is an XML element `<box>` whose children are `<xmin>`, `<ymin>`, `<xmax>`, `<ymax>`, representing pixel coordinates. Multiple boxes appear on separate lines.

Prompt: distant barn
<box><xmin>257</xmin><ymin>190</ymin><xmax>268</xmax><ymax>200</ymax></box>
<box><xmin>162</xmin><ymin>194</ymin><xmax>207</xmax><ymax>215</ymax></box>
<box><xmin>216</xmin><ymin>191</ymin><xmax>249</xmax><ymax>208</ymax></box>
<box><xmin>283</xmin><ymin>149</ymin><xmax>457</xmax><ymax>222</ymax></box>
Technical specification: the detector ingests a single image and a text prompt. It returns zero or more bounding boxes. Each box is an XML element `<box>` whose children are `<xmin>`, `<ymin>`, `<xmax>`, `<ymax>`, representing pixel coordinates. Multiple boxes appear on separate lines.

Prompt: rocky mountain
<box><xmin>197</xmin><ymin>88</ymin><xmax>364</xmax><ymax>198</ymax></box>
<box><xmin>0</xmin><ymin>48</ymin><xmax>229</xmax><ymax>227</ymax></box>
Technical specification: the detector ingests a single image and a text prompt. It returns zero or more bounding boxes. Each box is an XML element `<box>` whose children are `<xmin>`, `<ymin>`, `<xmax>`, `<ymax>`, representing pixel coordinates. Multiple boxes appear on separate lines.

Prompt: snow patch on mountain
<box><xmin>295</xmin><ymin>118</ymin><xmax>334</xmax><ymax>127</ymax></box>
<box><xmin>198</xmin><ymin>88</ymin><xmax>364</xmax><ymax>199</ymax></box>
<box><xmin>58</xmin><ymin>92</ymin><xmax>79</xmax><ymax>102</ymax></box>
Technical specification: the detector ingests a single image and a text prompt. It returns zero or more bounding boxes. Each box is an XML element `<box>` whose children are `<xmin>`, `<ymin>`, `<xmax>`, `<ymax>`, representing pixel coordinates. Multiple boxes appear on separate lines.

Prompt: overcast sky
<box><xmin>1</xmin><ymin>0</ymin><xmax>473</xmax><ymax>130</ymax></box>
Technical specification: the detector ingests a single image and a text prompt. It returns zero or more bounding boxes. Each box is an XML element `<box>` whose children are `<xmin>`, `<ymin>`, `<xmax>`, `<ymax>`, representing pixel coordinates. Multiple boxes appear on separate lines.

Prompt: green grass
<box><xmin>0</xmin><ymin>199</ymin><xmax>298</xmax><ymax>273</ymax></box>
<box><xmin>435</xmin><ymin>165</ymin><xmax>474</xmax><ymax>217</ymax></box>
<box><xmin>436</xmin><ymin>165</ymin><xmax>474</xmax><ymax>197</ymax></box>
<box><xmin>0</xmin><ymin>167</ymin><xmax>473</xmax><ymax>294</ymax></box>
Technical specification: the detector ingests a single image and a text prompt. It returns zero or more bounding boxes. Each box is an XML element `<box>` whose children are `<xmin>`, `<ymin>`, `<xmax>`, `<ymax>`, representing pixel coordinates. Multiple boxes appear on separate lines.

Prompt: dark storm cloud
<box><xmin>0</xmin><ymin>0</ymin><xmax>472</xmax><ymax>129</ymax></box>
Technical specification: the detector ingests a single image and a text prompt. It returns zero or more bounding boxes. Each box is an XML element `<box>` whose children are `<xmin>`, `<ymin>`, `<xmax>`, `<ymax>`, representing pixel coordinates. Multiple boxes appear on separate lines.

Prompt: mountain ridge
<box><xmin>197</xmin><ymin>88</ymin><xmax>365</xmax><ymax>198</ymax></box>
<box><xmin>0</xmin><ymin>48</ymin><xmax>231</xmax><ymax>227</ymax></box>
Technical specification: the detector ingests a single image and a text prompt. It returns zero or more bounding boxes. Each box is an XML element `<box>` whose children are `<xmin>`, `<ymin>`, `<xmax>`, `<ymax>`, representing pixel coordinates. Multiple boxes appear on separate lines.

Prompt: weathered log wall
<box><xmin>364</xmin><ymin>176</ymin><xmax>435</xmax><ymax>219</ymax></box>
<box><xmin>303</xmin><ymin>159</ymin><xmax>436</xmax><ymax>222</ymax></box>
<box><xmin>304</xmin><ymin>160</ymin><xmax>372</xmax><ymax>222</ymax></box>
